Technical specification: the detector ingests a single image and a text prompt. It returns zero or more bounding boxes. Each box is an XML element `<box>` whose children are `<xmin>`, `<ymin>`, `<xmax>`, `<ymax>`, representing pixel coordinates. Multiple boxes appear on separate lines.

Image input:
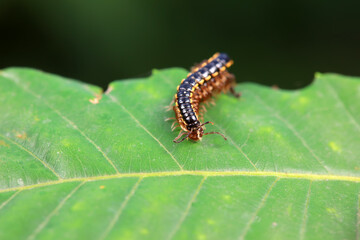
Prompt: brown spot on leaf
<box><xmin>0</xmin><ymin>140</ymin><xmax>9</xmax><ymax>147</ymax></box>
<box><xmin>89</xmin><ymin>94</ymin><xmax>102</xmax><ymax>104</ymax></box>
<box><xmin>16</xmin><ymin>132</ymin><xmax>27</xmax><ymax>140</ymax></box>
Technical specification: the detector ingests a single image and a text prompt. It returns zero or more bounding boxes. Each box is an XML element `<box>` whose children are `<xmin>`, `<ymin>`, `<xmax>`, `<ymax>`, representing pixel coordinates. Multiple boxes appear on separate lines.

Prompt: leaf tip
<box><xmin>152</xmin><ymin>68</ymin><xmax>160</xmax><ymax>75</ymax></box>
<box><xmin>105</xmin><ymin>85</ymin><xmax>114</xmax><ymax>95</ymax></box>
<box><xmin>314</xmin><ymin>72</ymin><xmax>323</xmax><ymax>79</ymax></box>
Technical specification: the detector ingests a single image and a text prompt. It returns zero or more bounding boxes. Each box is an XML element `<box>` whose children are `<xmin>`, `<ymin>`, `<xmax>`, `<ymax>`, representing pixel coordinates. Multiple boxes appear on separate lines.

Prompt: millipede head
<box><xmin>187</xmin><ymin>127</ymin><xmax>204</xmax><ymax>141</ymax></box>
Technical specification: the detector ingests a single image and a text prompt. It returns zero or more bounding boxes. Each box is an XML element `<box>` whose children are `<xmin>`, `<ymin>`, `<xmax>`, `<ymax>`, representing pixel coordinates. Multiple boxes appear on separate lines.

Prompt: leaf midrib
<box><xmin>1</xmin><ymin>170</ymin><xmax>360</xmax><ymax>194</ymax></box>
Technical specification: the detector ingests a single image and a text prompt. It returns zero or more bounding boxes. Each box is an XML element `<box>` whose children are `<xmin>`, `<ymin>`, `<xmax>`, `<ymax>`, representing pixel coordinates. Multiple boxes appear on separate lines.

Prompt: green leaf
<box><xmin>0</xmin><ymin>67</ymin><xmax>359</xmax><ymax>240</ymax></box>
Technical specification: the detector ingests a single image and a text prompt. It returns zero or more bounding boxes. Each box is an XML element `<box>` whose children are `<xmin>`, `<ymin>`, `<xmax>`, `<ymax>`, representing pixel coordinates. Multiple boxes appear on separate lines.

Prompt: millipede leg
<box><xmin>171</xmin><ymin>125</ymin><xmax>180</xmax><ymax>131</ymax></box>
<box><xmin>204</xmin><ymin>131</ymin><xmax>227</xmax><ymax>141</ymax></box>
<box><xmin>201</xmin><ymin>105</ymin><xmax>207</xmax><ymax>113</ymax></box>
<box><xmin>171</xmin><ymin>121</ymin><xmax>180</xmax><ymax>131</ymax></box>
<box><xmin>230</xmin><ymin>87</ymin><xmax>241</xmax><ymax>98</ymax></box>
<box><xmin>164</xmin><ymin>98</ymin><xmax>175</xmax><ymax>111</ymax></box>
<box><xmin>164</xmin><ymin>105</ymin><xmax>173</xmax><ymax>112</ymax></box>
<box><xmin>198</xmin><ymin>113</ymin><xmax>204</xmax><ymax>123</ymax></box>
<box><xmin>173</xmin><ymin>131</ymin><xmax>191</xmax><ymax>143</ymax></box>
<box><xmin>165</xmin><ymin>117</ymin><xmax>176</xmax><ymax>122</ymax></box>
<box><xmin>198</xmin><ymin>105</ymin><xmax>207</xmax><ymax>122</ymax></box>
<box><xmin>171</xmin><ymin>121</ymin><xmax>177</xmax><ymax>128</ymax></box>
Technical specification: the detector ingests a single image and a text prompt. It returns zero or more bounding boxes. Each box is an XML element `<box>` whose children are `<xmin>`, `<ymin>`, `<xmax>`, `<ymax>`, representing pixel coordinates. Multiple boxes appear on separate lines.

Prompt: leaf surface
<box><xmin>0</xmin><ymin>67</ymin><xmax>359</xmax><ymax>240</ymax></box>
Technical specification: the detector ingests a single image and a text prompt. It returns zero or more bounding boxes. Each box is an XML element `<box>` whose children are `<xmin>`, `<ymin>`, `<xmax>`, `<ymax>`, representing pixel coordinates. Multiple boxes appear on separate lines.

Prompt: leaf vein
<box><xmin>166</xmin><ymin>176</ymin><xmax>207</xmax><ymax>240</ymax></box>
<box><xmin>107</xmin><ymin>93</ymin><xmax>184</xmax><ymax>171</ymax></box>
<box><xmin>206</xmin><ymin>116</ymin><xmax>258</xmax><ymax>171</ymax></box>
<box><xmin>246</xmin><ymin>90</ymin><xmax>331</xmax><ymax>173</ymax></box>
<box><xmin>0</xmin><ymin>190</ymin><xmax>22</xmax><ymax>211</ymax></box>
<box><xmin>300</xmin><ymin>180</ymin><xmax>312</xmax><ymax>240</ymax></box>
<box><xmin>0</xmin><ymin>134</ymin><xmax>61</xmax><ymax>179</ymax></box>
<box><xmin>357</xmin><ymin>192</ymin><xmax>360</xmax><ymax>240</ymax></box>
<box><xmin>238</xmin><ymin>177</ymin><xmax>280</xmax><ymax>239</ymax></box>
<box><xmin>99</xmin><ymin>177</ymin><xmax>143</xmax><ymax>240</ymax></box>
<box><xmin>27</xmin><ymin>181</ymin><xmax>86</xmax><ymax>240</ymax></box>
<box><xmin>325</xmin><ymin>80</ymin><xmax>360</xmax><ymax>132</ymax></box>
<box><xmin>1</xmin><ymin>71</ymin><xmax>120</xmax><ymax>174</ymax></box>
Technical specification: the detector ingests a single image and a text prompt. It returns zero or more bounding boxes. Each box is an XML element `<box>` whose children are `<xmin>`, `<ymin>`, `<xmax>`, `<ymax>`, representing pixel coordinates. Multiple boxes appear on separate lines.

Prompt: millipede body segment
<box><xmin>171</xmin><ymin>52</ymin><xmax>240</xmax><ymax>143</ymax></box>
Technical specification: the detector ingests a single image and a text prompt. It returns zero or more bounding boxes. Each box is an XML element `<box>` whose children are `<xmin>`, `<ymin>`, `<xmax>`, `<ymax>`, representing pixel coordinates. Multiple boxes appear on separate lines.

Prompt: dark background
<box><xmin>1</xmin><ymin>0</ymin><xmax>359</xmax><ymax>89</ymax></box>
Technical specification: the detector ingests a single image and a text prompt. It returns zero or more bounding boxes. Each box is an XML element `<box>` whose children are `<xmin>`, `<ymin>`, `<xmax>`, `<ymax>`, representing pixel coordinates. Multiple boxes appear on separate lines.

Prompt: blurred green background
<box><xmin>1</xmin><ymin>0</ymin><xmax>359</xmax><ymax>89</ymax></box>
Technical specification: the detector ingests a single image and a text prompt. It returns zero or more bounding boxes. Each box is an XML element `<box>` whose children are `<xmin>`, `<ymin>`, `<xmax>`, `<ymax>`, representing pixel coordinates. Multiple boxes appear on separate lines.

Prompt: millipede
<box><xmin>169</xmin><ymin>52</ymin><xmax>240</xmax><ymax>143</ymax></box>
